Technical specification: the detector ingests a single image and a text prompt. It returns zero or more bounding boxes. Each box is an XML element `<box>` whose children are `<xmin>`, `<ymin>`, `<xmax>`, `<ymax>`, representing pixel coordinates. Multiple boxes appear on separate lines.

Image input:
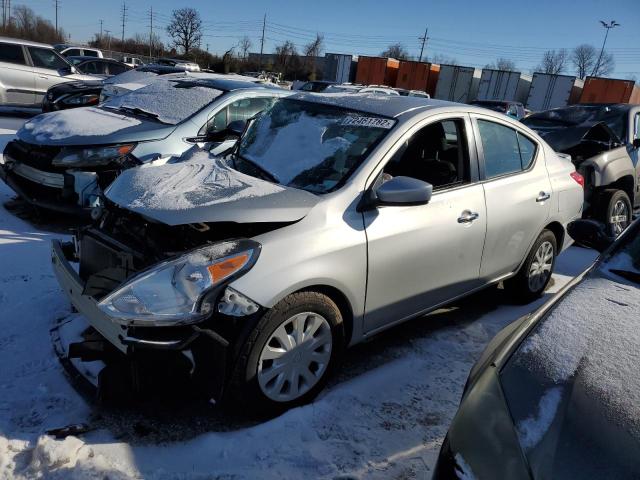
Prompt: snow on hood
<box><xmin>105</xmin><ymin>151</ymin><xmax>319</xmax><ymax>226</ymax></box>
<box><xmin>17</xmin><ymin>108</ymin><xmax>174</xmax><ymax>146</ymax></box>
<box><xmin>516</xmin><ymin>275</ymin><xmax>640</xmax><ymax>439</ymax></box>
<box><xmin>102</xmin><ymin>79</ymin><xmax>222</xmax><ymax>125</ymax></box>
<box><xmin>20</xmin><ymin>108</ymin><xmax>141</xmax><ymax>142</ymax></box>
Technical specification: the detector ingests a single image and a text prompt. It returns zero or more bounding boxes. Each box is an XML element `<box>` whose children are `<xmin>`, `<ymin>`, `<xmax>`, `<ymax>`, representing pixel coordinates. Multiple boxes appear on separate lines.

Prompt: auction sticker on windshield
<box><xmin>341</xmin><ymin>116</ymin><xmax>395</xmax><ymax>129</ymax></box>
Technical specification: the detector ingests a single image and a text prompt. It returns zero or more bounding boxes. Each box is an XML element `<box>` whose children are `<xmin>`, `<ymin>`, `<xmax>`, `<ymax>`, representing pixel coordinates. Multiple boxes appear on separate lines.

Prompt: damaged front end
<box><xmin>51</xmin><ymin>202</ymin><xmax>288</xmax><ymax>402</ymax></box>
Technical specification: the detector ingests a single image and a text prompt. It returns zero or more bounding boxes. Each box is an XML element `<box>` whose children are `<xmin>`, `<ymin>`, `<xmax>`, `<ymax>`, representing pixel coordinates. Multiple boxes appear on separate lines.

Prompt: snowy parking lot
<box><xmin>0</xmin><ymin>114</ymin><xmax>598</xmax><ymax>479</ymax></box>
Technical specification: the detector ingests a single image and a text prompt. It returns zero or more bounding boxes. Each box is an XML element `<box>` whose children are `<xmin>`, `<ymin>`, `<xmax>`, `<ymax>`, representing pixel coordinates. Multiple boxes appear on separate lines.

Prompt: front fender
<box><xmin>582</xmin><ymin>146</ymin><xmax>634</xmax><ymax>187</ymax></box>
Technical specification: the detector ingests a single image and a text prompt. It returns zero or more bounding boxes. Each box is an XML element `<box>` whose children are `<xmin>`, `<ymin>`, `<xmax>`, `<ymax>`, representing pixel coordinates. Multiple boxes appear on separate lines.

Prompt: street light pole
<box><xmin>592</xmin><ymin>20</ymin><xmax>620</xmax><ymax>76</ymax></box>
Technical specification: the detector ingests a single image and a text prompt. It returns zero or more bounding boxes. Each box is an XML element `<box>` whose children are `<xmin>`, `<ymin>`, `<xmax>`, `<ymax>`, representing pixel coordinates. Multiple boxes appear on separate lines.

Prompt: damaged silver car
<box><xmin>523</xmin><ymin>103</ymin><xmax>640</xmax><ymax>237</ymax></box>
<box><xmin>52</xmin><ymin>93</ymin><xmax>584</xmax><ymax>412</ymax></box>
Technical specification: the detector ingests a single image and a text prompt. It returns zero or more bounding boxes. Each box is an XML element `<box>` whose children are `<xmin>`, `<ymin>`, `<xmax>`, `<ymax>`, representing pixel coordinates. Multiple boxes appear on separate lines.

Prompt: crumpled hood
<box><xmin>501</xmin><ymin>273</ymin><xmax>640</xmax><ymax>478</ymax></box>
<box><xmin>17</xmin><ymin>107</ymin><xmax>175</xmax><ymax>146</ymax></box>
<box><xmin>527</xmin><ymin>120</ymin><xmax>620</xmax><ymax>156</ymax></box>
<box><xmin>105</xmin><ymin>152</ymin><xmax>319</xmax><ymax>226</ymax></box>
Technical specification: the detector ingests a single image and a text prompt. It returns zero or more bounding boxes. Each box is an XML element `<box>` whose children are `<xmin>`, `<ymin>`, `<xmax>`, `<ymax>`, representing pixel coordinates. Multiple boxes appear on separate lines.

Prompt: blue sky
<box><xmin>23</xmin><ymin>0</ymin><xmax>640</xmax><ymax>78</ymax></box>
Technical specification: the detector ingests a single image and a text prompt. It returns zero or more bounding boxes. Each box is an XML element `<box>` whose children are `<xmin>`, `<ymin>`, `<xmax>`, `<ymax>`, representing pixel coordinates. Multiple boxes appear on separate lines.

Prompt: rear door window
<box><xmin>82</xmin><ymin>50</ymin><xmax>99</xmax><ymax>57</ymax></box>
<box><xmin>28</xmin><ymin>47</ymin><xmax>68</xmax><ymax>71</ymax></box>
<box><xmin>64</xmin><ymin>48</ymin><xmax>82</xmax><ymax>57</ymax></box>
<box><xmin>477</xmin><ymin>120</ymin><xmax>537</xmax><ymax>178</ymax></box>
<box><xmin>0</xmin><ymin>43</ymin><xmax>26</xmax><ymax>65</ymax></box>
<box><xmin>108</xmin><ymin>63</ymin><xmax>128</xmax><ymax>75</ymax></box>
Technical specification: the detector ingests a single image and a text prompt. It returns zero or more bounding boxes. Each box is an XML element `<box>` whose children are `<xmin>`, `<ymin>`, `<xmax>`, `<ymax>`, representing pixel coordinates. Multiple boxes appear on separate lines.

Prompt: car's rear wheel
<box><xmin>504</xmin><ymin>229</ymin><xmax>557</xmax><ymax>303</ymax></box>
<box><xmin>597</xmin><ymin>189</ymin><xmax>631</xmax><ymax>238</ymax></box>
<box><xmin>228</xmin><ymin>291</ymin><xmax>344</xmax><ymax>414</ymax></box>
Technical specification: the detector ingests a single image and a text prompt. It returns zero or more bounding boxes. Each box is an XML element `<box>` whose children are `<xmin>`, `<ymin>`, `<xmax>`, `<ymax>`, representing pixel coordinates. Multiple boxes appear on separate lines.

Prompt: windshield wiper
<box><xmin>235</xmin><ymin>153</ymin><xmax>280</xmax><ymax>184</ymax></box>
<box><xmin>118</xmin><ymin>106</ymin><xmax>166</xmax><ymax>123</ymax></box>
<box><xmin>608</xmin><ymin>268</ymin><xmax>640</xmax><ymax>285</ymax></box>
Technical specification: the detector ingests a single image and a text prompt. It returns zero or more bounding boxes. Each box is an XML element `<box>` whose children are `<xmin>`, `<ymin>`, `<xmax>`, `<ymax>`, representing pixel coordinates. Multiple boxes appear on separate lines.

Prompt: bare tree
<box><xmin>166</xmin><ymin>8</ymin><xmax>202</xmax><ymax>56</ymax></box>
<box><xmin>593</xmin><ymin>51</ymin><xmax>615</xmax><ymax>77</ymax></box>
<box><xmin>536</xmin><ymin>49</ymin><xmax>568</xmax><ymax>74</ymax></box>
<box><xmin>303</xmin><ymin>33</ymin><xmax>324</xmax><ymax>80</ymax></box>
<box><xmin>238</xmin><ymin>36</ymin><xmax>252</xmax><ymax>60</ymax></box>
<box><xmin>571</xmin><ymin>44</ymin><xmax>596</xmax><ymax>79</ymax></box>
<box><xmin>485</xmin><ymin>57</ymin><xmax>517</xmax><ymax>71</ymax></box>
<box><xmin>428</xmin><ymin>53</ymin><xmax>458</xmax><ymax>65</ymax></box>
<box><xmin>1</xmin><ymin>5</ymin><xmax>65</xmax><ymax>43</ymax></box>
<box><xmin>274</xmin><ymin>40</ymin><xmax>298</xmax><ymax>75</ymax></box>
<box><xmin>381</xmin><ymin>43</ymin><xmax>409</xmax><ymax>60</ymax></box>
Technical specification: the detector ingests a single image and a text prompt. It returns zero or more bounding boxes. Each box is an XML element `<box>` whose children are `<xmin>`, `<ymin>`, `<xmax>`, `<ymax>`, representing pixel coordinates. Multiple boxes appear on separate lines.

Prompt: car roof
<box><xmin>0</xmin><ymin>36</ymin><xmax>52</xmax><ymax>48</ymax></box>
<box><xmin>288</xmin><ymin>92</ymin><xmax>458</xmax><ymax>118</ymax></box>
<box><xmin>67</xmin><ymin>56</ymin><xmax>113</xmax><ymax>63</ymax></box>
<box><xmin>171</xmin><ymin>77</ymin><xmax>282</xmax><ymax>92</ymax></box>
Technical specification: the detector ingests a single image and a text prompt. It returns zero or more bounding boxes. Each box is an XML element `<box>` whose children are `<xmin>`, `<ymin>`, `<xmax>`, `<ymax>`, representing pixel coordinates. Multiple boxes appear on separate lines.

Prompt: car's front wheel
<box><xmin>504</xmin><ymin>229</ymin><xmax>557</xmax><ymax>303</ymax></box>
<box><xmin>229</xmin><ymin>291</ymin><xmax>344</xmax><ymax>414</ymax></box>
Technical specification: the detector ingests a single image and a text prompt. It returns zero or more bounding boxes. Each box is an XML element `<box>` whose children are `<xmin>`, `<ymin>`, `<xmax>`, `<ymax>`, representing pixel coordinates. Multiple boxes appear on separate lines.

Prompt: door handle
<box><xmin>458</xmin><ymin>210</ymin><xmax>479</xmax><ymax>223</ymax></box>
<box><xmin>536</xmin><ymin>191</ymin><xmax>551</xmax><ymax>202</ymax></box>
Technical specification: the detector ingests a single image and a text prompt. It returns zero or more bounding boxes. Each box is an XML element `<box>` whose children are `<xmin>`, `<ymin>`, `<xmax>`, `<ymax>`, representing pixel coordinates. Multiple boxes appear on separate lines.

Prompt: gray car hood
<box><xmin>105</xmin><ymin>152</ymin><xmax>319</xmax><ymax>226</ymax></box>
<box><xmin>17</xmin><ymin>107</ymin><xmax>175</xmax><ymax>146</ymax></box>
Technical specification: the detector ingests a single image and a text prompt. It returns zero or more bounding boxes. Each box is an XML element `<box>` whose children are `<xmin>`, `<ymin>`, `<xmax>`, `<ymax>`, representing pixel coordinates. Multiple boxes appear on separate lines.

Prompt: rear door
<box><xmin>472</xmin><ymin>114</ymin><xmax>552</xmax><ymax>280</ymax></box>
<box><xmin>0</xmin><ymin>42</ymin><xmax>35</xmax><ymax>105</ymax></box>
<box><xmin>363</xmin><ymin>114</ymin><xmax>487</xmax><ymax>333</ymax></box>
<box><xmin>27</xmin><ymin>46</ymin><xmax>71</xmax><ymax>103</ymax></box>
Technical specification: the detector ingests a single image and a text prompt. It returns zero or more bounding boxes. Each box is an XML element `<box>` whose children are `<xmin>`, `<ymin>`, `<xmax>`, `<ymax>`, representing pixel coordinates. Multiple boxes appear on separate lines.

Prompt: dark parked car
<box><xmin>297</xmin><ymin>80</ymin><xmax>335</xmax><ymax>92</ymax></box>
<box><xmin>470</xmin><ymin>100</ymin><xmax>526</xmax><ymax>120</ymax></box>
<box><xmin>42</xmin><ymin>79</ymin><xmax>104</xmax><ymax>111</ymax></box>
<box><xmin>66</xmin><ymin>56</ymin><xmax>131</xmax><ymax>77</ymax></box>
<box><xmin>435</xmin><ymin>218</ymin><xmax>640</xmax><ymax>479</ymax></box>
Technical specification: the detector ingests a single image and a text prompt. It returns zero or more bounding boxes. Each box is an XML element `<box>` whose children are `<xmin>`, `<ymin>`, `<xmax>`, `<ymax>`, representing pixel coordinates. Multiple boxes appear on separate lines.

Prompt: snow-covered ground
<box><xmin>0</xmin><ymin>116</ymin><xmax>598</xmax><ymax>479</ymax></box>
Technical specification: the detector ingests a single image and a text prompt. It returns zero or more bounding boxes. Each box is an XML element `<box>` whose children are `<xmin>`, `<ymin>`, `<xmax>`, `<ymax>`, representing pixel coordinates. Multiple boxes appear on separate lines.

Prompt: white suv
<box><xmin>0</xmin><ymin>37</ymin><xmax>96</xmax><ymax>106</ymax></box>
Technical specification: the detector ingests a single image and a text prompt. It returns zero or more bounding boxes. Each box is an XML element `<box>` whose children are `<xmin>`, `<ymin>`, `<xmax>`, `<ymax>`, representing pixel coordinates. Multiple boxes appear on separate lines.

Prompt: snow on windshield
<box><xmin>106</xmin><ymin>151</ymin><xmax>284</xmax><ymax>210</ymax></box>
<box><xmin>515</xmin><ymin>276</ymin><xmax>640</xmax><ymax>439</ymax></box>
<box><xmin>103</xmin><ymin>80</ymin><xmax>222</xmax><ymax>125</ymax></box>
<box><xmin>22</xmin><ymin>108</ymin><xmax>141</xmax><ymax>141</ymax></box>
<box><xmin>103</xmin><ymin>69</ymin><xmax>157</xmax><ymax>86</ymax></box>
<box><xmin>239</xmin><ymin>100</ymin><xmax>392</xmax><ymax>192</ymax></box>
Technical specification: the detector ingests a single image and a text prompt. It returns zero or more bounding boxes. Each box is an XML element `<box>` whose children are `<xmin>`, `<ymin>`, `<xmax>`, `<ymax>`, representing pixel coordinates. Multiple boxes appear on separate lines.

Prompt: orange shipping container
<box><xmin>579</xmin><ymin>76</ymin><xmax>640</xmax><ymax>104</ymax></box>
<box><xmin>355</xmin><ymin>56</ymin><xmax>400</xmax><ymax>87</ymax></box>
<box><xmin>395</xmin><ymin>61</ymin><xmax>440</xmax><ymax>95</ymax></box>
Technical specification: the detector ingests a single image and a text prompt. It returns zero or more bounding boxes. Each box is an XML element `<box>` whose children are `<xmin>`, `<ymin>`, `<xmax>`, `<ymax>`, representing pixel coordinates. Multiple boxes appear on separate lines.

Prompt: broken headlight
<box><xmin>52</xmin><ymin>144</ymin><xmax>136</xmax><ymax>167</ymax></box>
<box><xmin>98</xmin><ymin>239</ymin><xmax>260</xmax><ymax>325</ymax></box>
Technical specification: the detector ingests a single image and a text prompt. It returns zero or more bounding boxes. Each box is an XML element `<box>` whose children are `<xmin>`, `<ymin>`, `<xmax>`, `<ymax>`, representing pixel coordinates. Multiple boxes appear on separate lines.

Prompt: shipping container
<box><xmin>515</xmin><ymin>74</ymin><xmax>532</xmax><ymax>104</ymax></box>
<box><xmin>434</xmin><ymin>65</ymin><xmax>481</xmax><ymax>103</ymax></box>
<box><xmin>395</xmin><ymin>61</ymin><xmax>440</xmax><ymax>95</ymax></box>
<box><xmin>355</xmin><ymin>56</ymin><xmax>400</xmax><ymax>87</ymax></box>
<box><xmin>579</xmin><ymin>76</ymin><xmax>640</xmax><ymax>104</ymax></box>
<box><xmin>324</xmin><ymin>53</ymin><xmax>356</xmax><ymax>84</ymax></box>
<box><xmin>526</xmin><ymin>73</ymin><xmax>584</xmax><ymax>111</ymax></box>
<box><xmin>477</xmin><ymin>69</ymin><xmax>521</xmax><ymax>101</ymax></box>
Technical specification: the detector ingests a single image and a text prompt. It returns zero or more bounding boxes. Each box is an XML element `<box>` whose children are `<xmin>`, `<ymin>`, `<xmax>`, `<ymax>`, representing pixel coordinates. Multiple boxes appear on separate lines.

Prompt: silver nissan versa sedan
<box><xmin>51</xmin><ymin>93</ymin><xmax>584</xmax><ymax>413</ymax></box>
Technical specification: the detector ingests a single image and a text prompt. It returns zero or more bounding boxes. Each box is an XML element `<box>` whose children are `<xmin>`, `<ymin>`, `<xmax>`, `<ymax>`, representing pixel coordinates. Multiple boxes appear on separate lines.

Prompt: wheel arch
<box><xmin>544</xmin><ymin>221</ymin><xmax>565</xmax><ymax>251</ymax></box>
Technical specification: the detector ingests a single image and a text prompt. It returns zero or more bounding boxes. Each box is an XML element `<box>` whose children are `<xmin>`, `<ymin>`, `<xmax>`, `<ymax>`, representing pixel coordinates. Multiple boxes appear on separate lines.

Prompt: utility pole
<box><xmin>120</xmin><ymin>1</ymin><xmax>127</xmax><ymax>44</ymax></box>
<box><xmin>418</xmin><ymin>26</ymin><xmax>429</xmax><ymax>62</ymax></box>
<box><xmin>259</xmin><ymin>13</ymin><xmax>266</xmax><ymax>70</ymax></box>
<box><xmin>592</xmin><ymin>20</ymin><xmax>620</xmax><ymax>76</ymax></box>
<box><xmin>104</xmin><ymin>29</ymin><xmax>111</xmax><ymax>51</ymax></box>
<box><xmin>148</xmin><ymin>6</ymin><xmax>153</xmax><ymax>58</ymax></box>
<box><xmin>99</xmin><ymin>19</ymin><xmax>103</xmax><ymax>43</ymax></box>
<box><xmin>54</xmin><ymin>0</ymin><xmax>59</xmax><ymax>34</ymax></box>
<box><xmin>2</xmin><ymin>0</ymin><xmax>5</xmax><ymax>29</ymax></box>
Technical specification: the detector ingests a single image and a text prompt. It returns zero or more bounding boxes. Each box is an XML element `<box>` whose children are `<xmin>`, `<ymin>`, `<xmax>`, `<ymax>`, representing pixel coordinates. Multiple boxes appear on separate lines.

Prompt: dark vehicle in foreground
<box><xmin>51</xmin><ymin>94</ymin><xmax>582</xmax><ymax>414</ymax></box>
<box><xmin>470</xmin><ymin>100</ymin><xmax>525</xmax><ymax>120</ymax></box>
<box><xmin>66</xmin><ymin>56</ymin><xmax>131</xmax><ymax>77</ymax></box>
<box><xmin>42</xmin><ymin>79</ymin><xmax>104</xmax><ymax>112</ymax></box>
<box><xmin>523</xmin><ymin>104</ymin><xmax>640</xmax><ymax>237</ymax></box>
<box><xmin>435</xmin><ymin>218</ymin><xmax>640</xmax><ymax>479</ymax></box>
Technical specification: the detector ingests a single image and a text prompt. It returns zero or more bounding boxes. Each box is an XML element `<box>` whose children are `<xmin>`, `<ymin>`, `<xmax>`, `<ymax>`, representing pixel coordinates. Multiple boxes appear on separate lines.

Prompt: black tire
<box><xmin>228</xmin><ymin>291</ymin><xmax>345</xmax><ymax>415</ymax></box>
<box><xmin>596</xmin><ymin>189</ymin><xmax>632</xmax><ymax>238</ymax></box>
<box><xmin>504</xmin><ymin>229</ymin><xmax>557</xmax><ymax>303</ymax></box>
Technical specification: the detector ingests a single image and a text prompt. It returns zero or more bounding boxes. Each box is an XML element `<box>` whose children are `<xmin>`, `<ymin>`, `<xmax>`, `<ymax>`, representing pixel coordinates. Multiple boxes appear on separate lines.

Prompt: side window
<box><xmin>28</xmin><ymin>47</ymin><xmax>68</xmax><ymax>70</ymax></box>
<box><xmin>383</xmin><ymin>119</ymin><xmax>471</xmax><ymax>190</ymax></box>
<box><xmin>65</xmin><ymin>48</ymin><xmax>81</xmax><ymax>57</ymax></box>
<box><xmin>0</xmin><ymin>43</ymin><xmax>26</xmax><ymax>65</ymax></box>
<box><xmin>83</xmin><ymin>50</ymin><xmax>98</xmax><ymax>57</ymax></box>
<box><xmin>634</xmin><ymin>113</ymin><xmax>640</xmax><ymax>141</ymax></box>
<box><xmin>108</xmin><ymin>63</ymin><xmax>128</xmax><ymax>75</ymax></box>
<box><xmin>202</xmin><ymin>97</ymin><xmax>276</xmax><ymax>134</ymax></box>
<box><xmin>477</xmin><ymin>120</ymin><xmax>538</xmax><ymax>178</ymax></box>
<box><xmin>81</xmin><ymin>61</ymin><xmax>99</xmax><ymax>74</ymax></box>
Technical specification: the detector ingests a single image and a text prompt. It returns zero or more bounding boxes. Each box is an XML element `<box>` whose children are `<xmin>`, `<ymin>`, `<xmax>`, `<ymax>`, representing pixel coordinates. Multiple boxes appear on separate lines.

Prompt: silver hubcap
<box><xmin>610</xmin><ymin>199</ymin><xmax>629</xmax><ymax>237</ymax></box>
<box><xmin>258</xmin><ymin>312</ymin><xmax>332</xmax><ymax>402</ymax></box>
<box><xmin>528</xmin><ymin>241</ymin><xmax>554</xmax><ymax>292</ymax></box>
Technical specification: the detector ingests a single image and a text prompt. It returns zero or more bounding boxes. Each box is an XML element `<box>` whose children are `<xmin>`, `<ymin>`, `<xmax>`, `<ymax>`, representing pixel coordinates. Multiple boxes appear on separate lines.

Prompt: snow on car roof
<box><xmin>288</xmin><ymin>92</ymin><xmax>457</xmax><ymax>118</ymax></box>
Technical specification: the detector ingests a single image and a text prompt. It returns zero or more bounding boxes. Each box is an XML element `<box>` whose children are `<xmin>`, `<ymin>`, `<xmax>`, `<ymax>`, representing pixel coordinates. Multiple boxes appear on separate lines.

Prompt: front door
<box><xmin>0</xmin><ymin>43</ymin><xmax>35</xmax><ymax>105</ymax></box>
<box><xmin>473</xmin><ymin>115</ymin><xmax>552</xmax><ymax>279</ymax></box>
<box><xmin>363</xmin><ymin>115</ymin><xmax>487</xmax><ymax>334</ymax></box>
<box><xmin>26</xmin><ymin>46</ymin><xmax>70</xmax><ymax>103</ymax></box>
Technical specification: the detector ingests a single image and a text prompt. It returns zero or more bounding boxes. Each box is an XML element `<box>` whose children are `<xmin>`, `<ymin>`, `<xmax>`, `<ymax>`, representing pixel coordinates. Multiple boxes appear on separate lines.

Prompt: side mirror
<box><xmin>567</xmin><ymin>219</ymin><xmax>614</xmax><ymax>253</ymax></box>
<box><xmin>375</xmin><ymin>176</ymin><xmax>433</xmax><ymax>206</ymax></box>
<box><xmin>186</xmin><ymin>120</ymin><xmax>247</xmax><ymax>144</ymax></box>
<box><xmin>633</xmin><ymin>138</ymin><xmax>640</xmax><ymax>149</ymax></box>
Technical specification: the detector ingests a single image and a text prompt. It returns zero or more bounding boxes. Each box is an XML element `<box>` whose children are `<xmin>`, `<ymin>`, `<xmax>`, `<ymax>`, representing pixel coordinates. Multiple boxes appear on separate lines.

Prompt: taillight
<box><xmin>570</xmin><ymin>171</ymin><xmax>584</xmax><ymax>188</ymax></box>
